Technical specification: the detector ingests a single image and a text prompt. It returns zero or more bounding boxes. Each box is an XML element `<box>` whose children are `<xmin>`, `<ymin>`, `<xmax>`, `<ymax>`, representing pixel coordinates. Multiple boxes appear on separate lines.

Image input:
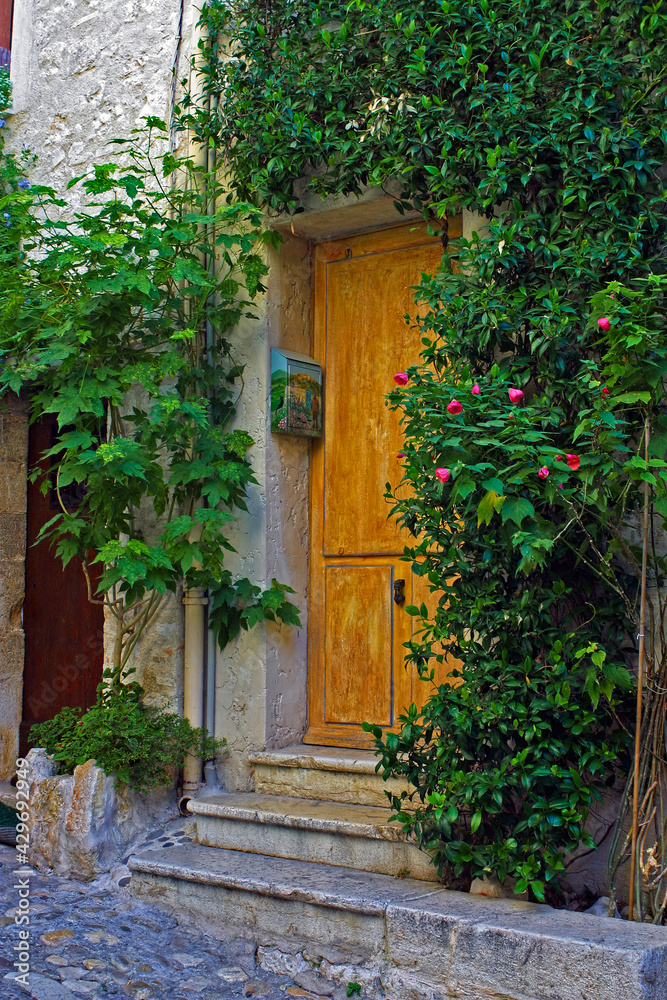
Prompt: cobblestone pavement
<box><xmin>0</xmin><ymin>820</ymin><xmax>319</xmax><ymax>1000</ymax></box>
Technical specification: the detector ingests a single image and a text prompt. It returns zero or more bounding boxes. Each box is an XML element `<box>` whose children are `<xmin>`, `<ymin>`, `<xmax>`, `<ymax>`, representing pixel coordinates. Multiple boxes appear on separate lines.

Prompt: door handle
<box><xmin>393</xmin><ymin>579</ymin><xmax>406</xmax><ymax>605</ymax></box>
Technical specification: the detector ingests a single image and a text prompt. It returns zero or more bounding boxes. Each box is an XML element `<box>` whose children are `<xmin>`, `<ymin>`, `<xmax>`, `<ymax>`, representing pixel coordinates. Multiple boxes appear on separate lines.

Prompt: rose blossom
<box><xmin>566</xmin><ymin>453</ymin><xmax>580</xmax><ymax>470</ymax></box>
<box><xmin>447</xmin><ymin>399</ymin><xmax>463</xmax><ymax>415</ymax></box>
<box><xmin>538</xmin><ymin>466</ymin><xmax>549</xmax><ymax>479</ymax></box>
<box><xmin>435</xmin><ymin>467</ymin><xmax>450</xmax><ymax>484</ymax></box>
<box><xmin>508</xmin><ymin>387</ymin><xmax>524</xmax><ymax>404</ymax></box>
<box><xmin>394</xmin><ymin>372</ymin><xmax>409</xmax><ymax>386</ymax></box>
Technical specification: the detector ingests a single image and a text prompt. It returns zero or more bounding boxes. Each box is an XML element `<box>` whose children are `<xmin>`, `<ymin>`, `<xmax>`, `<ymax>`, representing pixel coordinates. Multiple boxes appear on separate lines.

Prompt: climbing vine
<box><xmin>0</xmin><ymin>119</ymin><xmax>300</xmax><ymax>685</ymax></box>
<box><xmin>181</xmin><ymin>0</ymin><xmax>667</xmax><ymax>910</ymax></box>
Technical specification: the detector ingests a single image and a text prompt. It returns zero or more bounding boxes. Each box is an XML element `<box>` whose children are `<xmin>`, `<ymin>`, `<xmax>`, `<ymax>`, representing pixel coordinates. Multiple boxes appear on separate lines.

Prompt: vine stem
<box><xmin>629</xmin><ymin>416</ymin><xmax>651</xmax><ymax>922</ymax></box>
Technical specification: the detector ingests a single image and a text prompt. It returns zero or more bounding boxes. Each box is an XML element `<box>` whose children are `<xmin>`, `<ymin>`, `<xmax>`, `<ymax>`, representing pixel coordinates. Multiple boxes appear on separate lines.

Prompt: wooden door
<box><xmin>305</xmin><ymin>220</ymin><xmax>462</xmax><ymax>748</ymax></box>
<box><xmin>20</xmin><ymin>414</ymin><xmax>104</xmax><ymax>756</ymax></box>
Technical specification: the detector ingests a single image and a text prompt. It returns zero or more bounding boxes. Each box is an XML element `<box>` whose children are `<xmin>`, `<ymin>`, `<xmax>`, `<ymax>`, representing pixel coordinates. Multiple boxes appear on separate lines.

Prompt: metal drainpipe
<box><xmin>181</xmin><ymin>10</ymin><xmax>211</xmax><ymax>797</ymax></box>
<box><xmin>204</xmin><ymin>91</ymin><xmax>220</xmax><ymax>747</ymax></box>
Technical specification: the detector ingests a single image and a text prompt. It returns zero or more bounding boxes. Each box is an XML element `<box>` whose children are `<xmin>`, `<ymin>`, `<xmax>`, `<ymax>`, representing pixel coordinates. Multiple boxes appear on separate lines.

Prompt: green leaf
<box><xmin>501</xmin><ymin>497</ymin><xmax>535</xmax><ymax>528</ymax></box>
<box><xmin>477</xmin><ymin>490</ymin><xmax>505</xmax><ymax>527</ymax></box>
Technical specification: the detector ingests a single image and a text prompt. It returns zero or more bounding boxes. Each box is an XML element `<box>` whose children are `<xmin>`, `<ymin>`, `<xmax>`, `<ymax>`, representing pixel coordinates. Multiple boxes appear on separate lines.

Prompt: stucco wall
<box><xmin>213</xmin><ymin>234</ymin><xmax>312</xmax><ymax>791</ymax></box>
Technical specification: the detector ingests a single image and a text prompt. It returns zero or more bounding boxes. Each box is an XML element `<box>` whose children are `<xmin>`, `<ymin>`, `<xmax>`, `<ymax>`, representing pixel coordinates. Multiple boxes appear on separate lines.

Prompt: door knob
<box><xmin>393</xmin><ymin>579</ymin><xmax>406</xmax><ymax>605</ymax></box>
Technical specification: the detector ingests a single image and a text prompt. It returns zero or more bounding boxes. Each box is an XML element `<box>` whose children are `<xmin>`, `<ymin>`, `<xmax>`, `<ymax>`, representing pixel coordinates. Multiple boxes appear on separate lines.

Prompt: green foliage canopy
<box><xmin>183</xmin><ymin>0</ymin><xmax>667</xmax><ymax>904</ymax></box>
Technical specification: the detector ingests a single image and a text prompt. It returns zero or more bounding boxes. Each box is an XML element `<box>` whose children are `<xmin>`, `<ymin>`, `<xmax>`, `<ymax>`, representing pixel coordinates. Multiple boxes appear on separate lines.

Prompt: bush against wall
<box><xmin>30</xmin><ymin>671</ymin><xmax>224</xmax><ymax>791</ymax></box>
<box><xmin>182</xmin><ymin>0</ymin><xmax>667</xmax><ymax>907</ymax></box>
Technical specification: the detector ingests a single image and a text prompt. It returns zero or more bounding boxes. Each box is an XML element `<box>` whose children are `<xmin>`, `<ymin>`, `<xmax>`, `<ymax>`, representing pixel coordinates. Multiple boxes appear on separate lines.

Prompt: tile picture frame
<box><xmin>270</xmin><ymin>348</ymin><xmax>323</xmax><ymax>438</ymax></box>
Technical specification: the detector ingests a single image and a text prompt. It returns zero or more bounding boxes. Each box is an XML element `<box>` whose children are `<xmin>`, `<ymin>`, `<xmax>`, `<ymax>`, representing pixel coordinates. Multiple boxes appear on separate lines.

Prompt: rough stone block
<box><xmin>25</xmin><ymin>749</ymin><xmax>178</xmax><ymax>879</ymax></box>
<box><xmin>0</xmin><ymin>461</ymin><xmax>27</xmax><ymax>514</ymax></box>
<box><xmin>0</xmin><ymin>558</ymin><xmax>26</xmax><ymax>630</ymax></box>
<box><xmin>0</xmin><ymin>631</ymin><xmax>25</xmax><ymax>684</ymax></box>
<box><xmin>0</xmin><ymin>412</ymin><xmax>29</xmax><ymax>465</ymax></box>
<box><xmin>0</xmin><ymin>513</ymin><xmax>27</xmax><ymax>561</ymax></box>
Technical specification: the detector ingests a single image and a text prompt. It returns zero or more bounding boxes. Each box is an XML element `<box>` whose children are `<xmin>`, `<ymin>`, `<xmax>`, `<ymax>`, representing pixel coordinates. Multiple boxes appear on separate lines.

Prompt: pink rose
<box><xmin>566</xmin><ymin>453</ymin><xmax>580</xmax><ymax>471</ymax></box>
<box><xmin>394</xmin><ymin>372</ymin><xmax>409</xmax><ymax>386</ymax></box>
<box><xmin>602</xmin><ymin>387</ymin><xmax>610</xmax><ymax>397</ymax></box>
<box><xmin>508</xmin><ymin>387</ymin><xmax>524</xmax><ymax>404</ymax></box>
<box><xmin>435</xmin><ymin>467</ymin><xmax>450</xmax><ymax>484</ymax></box>
<box><xmin>538</xmin><ymin>466</ymin><xmax>549</xmax><ymax>479</ymax></box>
<box><xmin>471</xmin><ymin>384</ymin><xmax>481</xmax><ymax>395</ymax></box>
<box><xmin>447</xmin><ymin>399</ymin><xmax>463</xmax><ymax>415</ymax></box>
<box><xmin>597</xmin><ymin>317</ymin><xmax>611</xmax><ymax>332</ymax></box>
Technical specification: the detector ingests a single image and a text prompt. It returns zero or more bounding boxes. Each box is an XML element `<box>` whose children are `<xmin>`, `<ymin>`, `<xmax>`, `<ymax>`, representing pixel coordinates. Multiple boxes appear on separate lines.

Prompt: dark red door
<box><xmin>20</xmin><ymin>415</ymin><xmax>104</xmax><ymax>756</ymax></box>
<box><xmin>0</xmin><ymin>0</ymin><xmax>13</xmax><ymax>66</ymax></box>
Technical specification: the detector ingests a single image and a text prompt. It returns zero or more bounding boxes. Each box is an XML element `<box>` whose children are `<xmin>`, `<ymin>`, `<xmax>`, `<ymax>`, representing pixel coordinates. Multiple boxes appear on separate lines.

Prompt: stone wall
<box><xmin>0</xmin><ymin>393</ymin><xmax>29</xmax><ymax>779</ymax></box>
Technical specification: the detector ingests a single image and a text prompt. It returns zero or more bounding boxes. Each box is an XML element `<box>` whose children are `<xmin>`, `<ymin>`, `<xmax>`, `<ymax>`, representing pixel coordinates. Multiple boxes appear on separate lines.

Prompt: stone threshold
<box><xmin>248</xmin><ymin>744</ymin><xmax>382</xmax><ymax>774</ymax></box>
<box><xmin>190</xmin><ymin>792</ymin><xmax>407</xmax><ymax>842</ymax></box>
<box><xmin>129</xmin><ymin>843</ymin><xmax>667</xmax><ymax>1000</ymax></box>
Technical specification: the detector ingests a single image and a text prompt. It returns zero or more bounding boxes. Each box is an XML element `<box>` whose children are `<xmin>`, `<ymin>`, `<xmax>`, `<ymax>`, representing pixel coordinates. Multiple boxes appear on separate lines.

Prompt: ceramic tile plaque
<box><xmin>270</xmin><ymin>348</ymin><xmax>323</xmax><ymax>438</ymax></box>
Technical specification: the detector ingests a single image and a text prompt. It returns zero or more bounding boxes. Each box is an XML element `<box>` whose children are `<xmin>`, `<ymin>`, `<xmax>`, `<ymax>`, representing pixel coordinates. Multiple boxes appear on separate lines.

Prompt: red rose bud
<box><xmin>597</xmin><ymin>317</ymin><xmax>611</xmax><ymax>332</ymax></box>
<box><xmin>471</xmin><ymin>384</ymin><xmax>481</xmax><ymax>395</ymax></box>
<box><xmin>447</xmin><ymin>399</ymin><xmax>463</xmax><ymax>415</ymax></box>
<box><xmin>538</xmin><ymin>466</ymin><xmax>549</xmax><ymax>479</ymax></box>
<box><xmin>435</xmin><ymin>467</ymin><xmax>450</xmax><ymax>484</ymax></box>
<box><xmin>566</xmin><ymin>453</ymin><xmax>580</xmax><ymax>470</ymax></box>
<box><xmin>397</xmin><ymin>452</ymin><xmax>405</xmax><ymax>459</ymax></box>
<box><xmin>555</xmin><ymin>454</ymin><xmax>562</xmax><ymax>461</ymax></box>
<box><xmin>558</xmin><ymin>483</ymin><xmax>564</xmax><ymax>490</ymax></box>
<box><xmin>394</xmin><ymin>372</ymin><xmax>409</xmax><ymax>386</ymax></box>
<box><xmin>602</xmin><ymin>387</ymin><xmax>610</xmax><ymax>397</ymax></box>
<box><xmin>508</xmin><ymin>387</ymin><xmax>524</xmax><ymax>404</ymax></box>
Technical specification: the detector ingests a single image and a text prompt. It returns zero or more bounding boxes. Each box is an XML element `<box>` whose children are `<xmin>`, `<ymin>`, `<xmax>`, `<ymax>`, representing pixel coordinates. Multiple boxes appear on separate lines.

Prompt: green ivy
<box><xmin>181</xmin><ymin>0</ymin><xmax>667</xmax><ymax>904</ymax></box>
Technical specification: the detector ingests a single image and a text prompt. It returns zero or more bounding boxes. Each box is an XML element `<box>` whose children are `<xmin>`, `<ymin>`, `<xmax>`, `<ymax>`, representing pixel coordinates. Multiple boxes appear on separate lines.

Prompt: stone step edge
<box><xmin>189</xmin><ymin>795</ymin><xmax>412</xmax><ymax>843</ymax></box>
<box><xmin>128</xmin><ymin>845</ymin><xmax>667</xmax><ymax>957</ymax></box>
<box><xmin>128</xmin><ymin>850</ymin><xmax>388</xmax><ymax>917</ymax></box>
<box><xmin>248</xmin><ymin>747</ymin><xmax>383</xmax><ymax>776</ymax></box>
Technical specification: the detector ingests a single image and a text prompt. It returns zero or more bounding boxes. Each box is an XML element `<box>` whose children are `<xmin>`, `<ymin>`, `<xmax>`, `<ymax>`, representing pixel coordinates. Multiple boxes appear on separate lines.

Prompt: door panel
<box><xmin>306</xmin><ymin>219</ymin><xmax>462</xmax><ymax>748</ymax></box>
<box><xmin>20</xmin><ymin>414</ymin><xmax>104</xmax><ymax>757</ymax></box>
<box><xmin>324</xmin><ymin>564</ymin><xmax>393</xmax><ymax>725</ymax></box>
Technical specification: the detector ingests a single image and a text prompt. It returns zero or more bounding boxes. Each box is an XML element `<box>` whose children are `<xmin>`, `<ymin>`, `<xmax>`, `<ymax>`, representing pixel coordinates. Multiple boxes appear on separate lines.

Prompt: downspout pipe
<box><xmin>181</xmin><ymin>8</ymin><xmax>211</xmax><ymax>796</ymax></box>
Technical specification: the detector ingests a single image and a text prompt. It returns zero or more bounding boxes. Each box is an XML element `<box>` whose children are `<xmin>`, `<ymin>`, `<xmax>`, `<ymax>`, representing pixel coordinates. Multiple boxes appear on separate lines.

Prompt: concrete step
<box><xmin>128</xmin><ymin>843</ymin><xmax>667</xmax><ymax>1000</ymax></box>
<box><xmin>189</xmin><ymin>791</ymin><xmax>437</xmax><ymax>881</ymax></box>
<box><xmin>249</xmin><ymin>743</ymin><xmax>411</xmax><ymax>808</ymax></box>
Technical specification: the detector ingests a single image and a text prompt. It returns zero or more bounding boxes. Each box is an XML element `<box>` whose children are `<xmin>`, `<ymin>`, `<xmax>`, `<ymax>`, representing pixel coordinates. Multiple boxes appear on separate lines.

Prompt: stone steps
<box><xmin>128</xmin><ymin>843</ymin><xmax>667</xmax><ymax>1000</ymax></box>
<box><xmin>189</xmin><ymin>791</ymin><xmax>437</xmax><ymax>882</ymax></box>
<box><xmin>248</xmin><ymin>744</ymin><xmax>411</xmax><ymax>808</ymax></box>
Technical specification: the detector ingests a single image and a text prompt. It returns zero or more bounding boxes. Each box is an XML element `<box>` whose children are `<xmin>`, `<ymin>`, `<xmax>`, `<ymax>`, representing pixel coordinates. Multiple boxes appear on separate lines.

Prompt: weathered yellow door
<box><xmin>305</xmin><ymin>220</ymin><xmax>461</xmax><ymax>748</ymax></box>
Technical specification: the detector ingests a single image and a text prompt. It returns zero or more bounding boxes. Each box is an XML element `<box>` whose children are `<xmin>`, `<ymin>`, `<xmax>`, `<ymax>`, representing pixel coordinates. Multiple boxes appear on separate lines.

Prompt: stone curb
<box><xmin>128</xmin><ymin>844</ymin><xmax>667</xmax><ymax>1000</ymax></box>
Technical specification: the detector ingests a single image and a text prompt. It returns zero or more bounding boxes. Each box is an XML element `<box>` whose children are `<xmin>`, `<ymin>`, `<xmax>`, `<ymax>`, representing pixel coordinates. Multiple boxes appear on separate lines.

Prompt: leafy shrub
<box><xmin>30</xmin><ymin>671</ymin><xmax>225</xmax><ymax>791</ymax></box>
<box><xmin>0</xmin><ymin>120</ymin><xmax>300</xmax><ymax>681</ymax></box>
<box><xmin>363</xmin><ymin>276</ymin><xmax>667</xmax><ymax>901</ymax></box>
